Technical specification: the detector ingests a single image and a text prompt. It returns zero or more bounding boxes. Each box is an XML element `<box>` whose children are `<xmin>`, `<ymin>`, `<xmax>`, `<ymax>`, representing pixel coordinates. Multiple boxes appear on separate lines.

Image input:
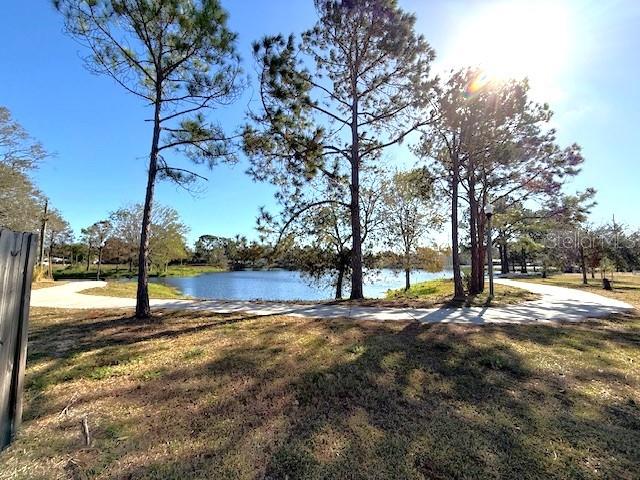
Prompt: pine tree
<box><xmin>55</xmin><ymin>0</ymin><xmax>243</xmax><ymax>317</ymax></box>
<box><xmin>243</xmin><ymin>0</ymin><xmax>436</xmax><ymax>299</ymax></box>
<box><xmin>420</xmin><ymin>68</ymin><xmax>587</xmax><ymax>296</ymax></box>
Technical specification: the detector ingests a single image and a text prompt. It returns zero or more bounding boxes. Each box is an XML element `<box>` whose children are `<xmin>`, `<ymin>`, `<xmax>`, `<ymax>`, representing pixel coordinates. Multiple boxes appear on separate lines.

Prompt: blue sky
<box><xmin>1</xmin><ymin>0</ymin><xmax>638</xmax><ymax>245</ymax></box>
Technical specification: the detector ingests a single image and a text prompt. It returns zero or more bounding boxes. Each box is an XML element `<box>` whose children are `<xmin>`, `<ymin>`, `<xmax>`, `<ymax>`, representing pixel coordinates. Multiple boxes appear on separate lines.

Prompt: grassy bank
<box><xmin>380</xmin><ymin>278</ymin><xmax>539</xmax><ymax>308</ymax></box>
<box><xmin>53</xmin><ymin>264</ymin><xmax>225</xmax><ymax>281</ymax></box>
<box><xmin>81</xmin><ymin>281</ymin><xmax>188</xmax><ymax>300</ymax></box>
<box><xmin>4</xmin><ymin>302</ymin><xmax>639</xmax><ymax>479</ymax></box>
<box><xmin>156</xmin><ymin>265</ymin><xmax>225</xmax><ymax>277</ymax></box>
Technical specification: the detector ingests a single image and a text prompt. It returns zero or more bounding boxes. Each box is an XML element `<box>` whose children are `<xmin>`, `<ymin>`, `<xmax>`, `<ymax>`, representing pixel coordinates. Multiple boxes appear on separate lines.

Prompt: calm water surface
<box><xmin>153</xmin><ymin>269</ymin><xmax>452</xmax><ymax>301</ymax></box>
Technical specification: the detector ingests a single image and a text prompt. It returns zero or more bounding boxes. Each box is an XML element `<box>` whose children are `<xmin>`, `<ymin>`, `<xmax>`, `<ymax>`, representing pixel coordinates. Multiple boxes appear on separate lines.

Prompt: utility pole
<box><xmin>38</xmin><ymin>200</ymin><xmax>48</xmax><ymax>269</ymax></box>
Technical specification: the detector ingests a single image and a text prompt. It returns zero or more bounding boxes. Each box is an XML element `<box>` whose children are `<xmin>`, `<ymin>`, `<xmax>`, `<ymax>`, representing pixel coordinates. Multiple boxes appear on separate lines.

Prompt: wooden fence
<box><xmin>0</xmin><ymin>228</ymin><xmax>38</xmax><ymax>450</ymax></box>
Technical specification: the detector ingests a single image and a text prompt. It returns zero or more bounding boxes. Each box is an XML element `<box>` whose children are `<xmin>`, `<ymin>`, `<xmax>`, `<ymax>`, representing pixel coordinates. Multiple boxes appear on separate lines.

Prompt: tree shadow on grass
<box><xmin>23</xmin><ymin>308</ymin><xmax>271</xmax><ymax>420</ymax></box>
<box><xmin>14</xmin><ymin>310</ymin><xmax>640</xmax><ymax>480</ymax></box>
<box><xmin>97</xmin><ymin>320</ymin><xmax>640</xmax><ymax>478</ymax></box>
<box><xmin>261</xmin><ymin>321</ymin><xmax>640</xmax><ymax>480</ymax></box>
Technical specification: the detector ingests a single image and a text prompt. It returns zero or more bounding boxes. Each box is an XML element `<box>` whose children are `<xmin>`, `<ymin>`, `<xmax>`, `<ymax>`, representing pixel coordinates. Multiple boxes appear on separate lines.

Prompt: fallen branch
<box><xmin>59</xmin><ymin>393</ymin><xmax>79</xmax><ymax>417</ymax></box>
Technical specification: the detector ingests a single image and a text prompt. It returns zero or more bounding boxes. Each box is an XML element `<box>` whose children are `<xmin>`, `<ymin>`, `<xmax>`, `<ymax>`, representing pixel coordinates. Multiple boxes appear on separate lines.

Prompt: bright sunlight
<box><xmin>451</xmin><ymin>1</ymin><xmax>573</xmax><ymax>89</ymax></box>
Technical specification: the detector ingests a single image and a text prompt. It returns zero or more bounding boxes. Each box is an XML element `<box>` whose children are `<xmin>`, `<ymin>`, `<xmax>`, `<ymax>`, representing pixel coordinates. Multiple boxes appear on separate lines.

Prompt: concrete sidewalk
<box><xmin>30</xmin><ymin>279</ymin><xmax>634</xmax><ymax>324</ymax></box>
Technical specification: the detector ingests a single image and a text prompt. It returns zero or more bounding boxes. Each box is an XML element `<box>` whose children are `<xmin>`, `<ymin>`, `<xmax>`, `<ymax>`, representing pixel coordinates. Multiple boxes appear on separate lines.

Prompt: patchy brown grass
<box><xmin>1</xmin><ymin>305</ymin><xmax>639</xmax><ymax>479</ymax></box>
<box><xmin>32</xmin><ymin>280</ymin><xmax>68</xmax><ymax>290</ymax></box>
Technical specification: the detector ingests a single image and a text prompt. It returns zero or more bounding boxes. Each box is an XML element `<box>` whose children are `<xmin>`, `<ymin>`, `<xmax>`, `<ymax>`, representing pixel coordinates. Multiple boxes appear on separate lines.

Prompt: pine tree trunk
<box><xmin>97</xmin><ymin>247</ymin><xmax>103</xmax><ymax>281</ymax></box>
<box><xmin>136</xmin><ymin>96</ymin><xmax>162</xmax><ymax>319</ymax></box>
<box><xmin>335</xmin><ymin>263</ymin><xmax>345</xmax><ymax>300</ymax></box>
<box><xmin>580</xmin><ymin>246</ymin><xmax>588</xmax><ymax>285</ymax></box>
<box><xmin>48</xmin><ymin>238</ymin><xmax>53</xmax><ymax>279</ymax></box>
<box><xmin>468</xmin><ymin>179</ymin><xmax>480</xmax><ymax>294</ymax></box>
<box><xmin>503</xmin><ymin>239</ymin><xmax>510</xmax><ymax>273</ymax></box>
<box><xmin>520</xmin><ymin>248</ymin><xmax>527</xmax><ymax>273</ymax></box>
<box><xmin>451</xmin><ymin>157</ymin><xmax>464</xmax><ymax>299</ymax></box>
<box><xmin>86</xmin><ymin>245</ymin><xmax>91</xmax><ymax>272</ymax></box>
<box><xmin>349</xmin><ymin>94</ymin><xmax>363</xmax><ymax>300</ymax></box>
<box><xmin>476</xmin><ymin>212</ymin><xmax>486</xmax><ymax>292</ymax></box>
<box><xmin>404</xmin><ymin>268</ymin><xmax>411</xmax><ymax>291</ymax></box>
<box><xmin>38</xmin><ymin>201</ymin><xmax>48</xmax><ymax>268</ymax></box>
<box><xmin>499</xmin><ymin>236</ymin><xmax>509</xmax><ymax>274</ymax></box>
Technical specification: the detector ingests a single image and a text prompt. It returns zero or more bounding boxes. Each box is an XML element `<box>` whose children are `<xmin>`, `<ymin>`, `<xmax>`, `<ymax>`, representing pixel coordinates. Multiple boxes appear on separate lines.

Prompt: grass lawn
<box><xmin>53</xmin><ymin>264</ymin><xmax>225</xmax><ymax>281</ymax></box>
<box><xmin>81</xmin><ymin>281</ymin><xmax>188</xmax><ymax>300</ymax></box>
<box><xmin>2</xmin><ymin>300</ymin><xmax>639</xmax><ymax>479</ymax></box>
<box><xmin>378</xmin><ymin>278</ymin><xmax>539</xmax><ymax>308</ymax></box>
<box><xmin>514</xmin><ymin>272</ymin><xmax>640</xmax><ymax>306</ymax></box>
<box><xmin>31</xmin><ymin>280</ymin><xmax>68</xmax><ymax>290</ymax></box>
<box><xmin>155</xmin><ymin>265</ymin><xmax>226</xmax><ymax>277</ymax></box>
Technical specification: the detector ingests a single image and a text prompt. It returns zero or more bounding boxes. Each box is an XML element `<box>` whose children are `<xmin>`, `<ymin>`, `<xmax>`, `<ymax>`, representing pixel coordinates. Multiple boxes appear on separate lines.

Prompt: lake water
<box><xmin>153</xmin><ymin>269</ymin><xmax>453</xmax><ymax>301</ymax></box>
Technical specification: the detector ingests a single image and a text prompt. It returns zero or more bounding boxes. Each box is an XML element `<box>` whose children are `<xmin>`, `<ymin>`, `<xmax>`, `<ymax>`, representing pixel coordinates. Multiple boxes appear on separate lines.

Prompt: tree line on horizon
<box><xmin>2</xmin><ymin>0</ymin><xmax>640</xmax><ymax>317</ymax></box>
<box><xmin>26</xmin><ymin>196</ymin><xmax>450</xmax><ymax>299</ymax></box>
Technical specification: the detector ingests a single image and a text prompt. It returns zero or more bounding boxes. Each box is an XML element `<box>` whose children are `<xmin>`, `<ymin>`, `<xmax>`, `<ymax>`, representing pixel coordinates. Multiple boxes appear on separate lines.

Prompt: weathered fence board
<box><xmin>0</xmin><ymin>228</ymin><xmax>37</xmax><ymax>450</ymax></box>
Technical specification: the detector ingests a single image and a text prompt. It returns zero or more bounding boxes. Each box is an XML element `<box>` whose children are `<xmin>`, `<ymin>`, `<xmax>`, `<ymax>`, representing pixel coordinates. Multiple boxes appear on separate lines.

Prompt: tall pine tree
<box><xmin>419</xmin><ymin>68</ymin><xmax>585</xmax><ymax>296</ymax></box>
<box><xmin>55</xmin><ymin>0</ymin><xmax>243</xmax><ymax>317</ymax></box>
<box><xmin>243</xmin><ymin>0</ymin><xmax>436</xmax><ymax>299</ymax></box>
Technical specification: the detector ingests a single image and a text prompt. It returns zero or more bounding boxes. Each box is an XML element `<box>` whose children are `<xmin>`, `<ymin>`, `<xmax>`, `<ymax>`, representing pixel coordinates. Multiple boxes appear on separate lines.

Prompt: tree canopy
<box><xmin>0</xmin><ymin>106</ymin><xmax>51</xmax><ymax>232</ymax></box>
<box><xmin>244</xmin><ymin>0</ymin><xmax>436</xmax><ymax>299</ymax></box>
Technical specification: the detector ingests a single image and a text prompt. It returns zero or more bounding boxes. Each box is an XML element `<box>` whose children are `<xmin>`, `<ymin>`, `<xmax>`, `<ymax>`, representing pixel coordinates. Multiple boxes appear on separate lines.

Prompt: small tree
<box><xmin>194</xmin><ymin>234</ymin><xmax>229</xmax><ymax>267</ymax></box>
<box><xmin>83</xmin><ymin>220</ymin><xmax>112</xmax><ymax>280</ymax></box>
<box><xmin>56</xmin><ymin>0</ymin><xmax>243</xmax><ymax>318</ymax></box>
<box><xmin>300</xmin><ymin>206</ymin><xmax>353</xmax><ymax>300</ymax></box>
<box><xmin>148</xmin><ymin>206</ymin><xmax>189</xmax><ymax>273</ymax></box>
<box><xmin>600</xmin><ymin>257</ymin><xmax>616</xmax><ymax>282</ymax></box>
<box><xmin>415</xmin><ymin>246</ymin><xmax>446</xmax><ymax>272</ymax></box>
<box><xmin>110</xmin><ymin>204</ymin><xmax>143</xmax><ymax>272</ymax></box>
<box><xmin>66</xmin><ymin>242</ymin><xmax>86</xmax><ymax>266</ymax></box>
<box><xmin>102</xmin><ymin>237</ymin><xmax>129</xmax><ymax>269</ymax></box>
<box><xmin>381</xmin><ymin>167</ymin><xmax>441</xmax><ymax>290</ymax></box>
<box><xmin>45</xmin><ymin>210</ymin><xmax>73</xmax><ymax>277</ymax></box>
<box><xmin>256</xmin><ymin>172</ymin><xmax>383</xmax><ymax>299</ymax></box>
<box><xmin>80</xmin><ymin>227</ymin><xmax>94</xmax><ymax>272</ymax></box>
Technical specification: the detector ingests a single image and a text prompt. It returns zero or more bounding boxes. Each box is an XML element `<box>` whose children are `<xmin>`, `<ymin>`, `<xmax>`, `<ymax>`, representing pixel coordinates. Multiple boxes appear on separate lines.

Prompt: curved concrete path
<box><xmin>30</xmin><ymin>279</ymin><xmax>634</xmax><ymax>324</ymax></box>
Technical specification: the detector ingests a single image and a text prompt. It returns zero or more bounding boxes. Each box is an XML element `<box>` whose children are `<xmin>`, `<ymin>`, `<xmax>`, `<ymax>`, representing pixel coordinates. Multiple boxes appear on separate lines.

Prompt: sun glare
<box><xmin>451</xmin><ymin>1</ymin><xmax>573</xmax><ymax>98</ymax></box>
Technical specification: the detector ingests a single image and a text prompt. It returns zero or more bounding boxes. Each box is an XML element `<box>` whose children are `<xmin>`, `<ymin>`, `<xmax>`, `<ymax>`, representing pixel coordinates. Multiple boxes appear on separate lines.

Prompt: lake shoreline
<box><xmin>152</xmin><ymin>268</ymin><xmax>454</xmax><ymax>302</ymax></box>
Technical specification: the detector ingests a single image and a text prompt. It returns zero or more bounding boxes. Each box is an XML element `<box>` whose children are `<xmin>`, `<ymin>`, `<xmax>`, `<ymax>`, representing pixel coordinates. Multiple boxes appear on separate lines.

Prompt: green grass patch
<box><xmin>81</xmin><ymin>281</ymin><xmax>188</xmax><ymax>299</ymax></box>
<box><xmin>3</xmin><ymin>306</ymin><xmax>638</xmax><ymax>479</ymax></box>
<box><xmin>183</xmin><ymin>347</ymin><xmax>205</xmax><ymax>359</ymax></box>
<box><xmin>383</xmin><ymin>278</ymin><xmax>538</xmax><ymax>307</ymax></box>
<box><xmin>53</xmin><ymin>264</ymin><xmax>225</xmax><ymax>281</ymax></box>
<box><xmin>156</xmin><ymin>265</ymin><xmax>225</xmax><ymax>277</ymax></box>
